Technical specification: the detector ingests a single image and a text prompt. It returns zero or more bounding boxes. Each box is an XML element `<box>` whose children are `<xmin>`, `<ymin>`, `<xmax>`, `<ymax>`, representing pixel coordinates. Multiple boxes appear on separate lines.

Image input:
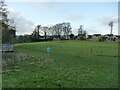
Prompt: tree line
<box><xmin>15</xmin><ymin>23</ymin><xmax>88</xmax><ymax>43</ymax></box>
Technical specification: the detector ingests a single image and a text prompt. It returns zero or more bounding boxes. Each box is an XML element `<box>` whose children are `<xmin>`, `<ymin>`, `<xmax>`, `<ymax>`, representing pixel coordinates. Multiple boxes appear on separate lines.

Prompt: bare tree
<box><xmin>0</xmin><ymin>0</ymin><xmax>16</xmax><ymax>44</ymax></box>
<box><xmin>31</xmin><ymin>25</ymin><xmax>41</xmax><ymax>41</ymax></box>
<box><xmin>62</xmin><ymin>22</ymin><xmax>72</xmax><ymax>39</ymax></box>
<box><xmin>47</xmin><ymin>27</ymin><xmax>53</xmax><ymax>36</ymax></box>
<box><xmin>51</xmin><ymin>26</ymin><xmax>55</xmax><ymax>37</ymax></box>
<box><xmin>32</xmin><ymin>22</ymin><xmax>72</xmax><ymax>40</ymax></box>
<box><xmin>41</xmin><ymin>26</ymin><xmax>48</xmax><ymax>39</ymax></box>
<box><xmin>78</xmin><ymin>25</ymin><xmax>87</xmax><ymax>40</ymax></box>
<box><xmin>55</xmin><ymin>24</ymin><xmax>63</xmax><ymax>39</ymax></box>
<box><xmin>36</xmin><ymin>25</ymin><xmax>41</xmax><ymax>38</ymax></box>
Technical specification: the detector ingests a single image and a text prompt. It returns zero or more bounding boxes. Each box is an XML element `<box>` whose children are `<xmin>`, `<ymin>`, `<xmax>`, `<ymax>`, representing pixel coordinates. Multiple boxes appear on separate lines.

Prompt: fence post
<box><xmin>101</xmin><ymin>50</ymin><xmax>103</xmax><ymax>56</ymax></box>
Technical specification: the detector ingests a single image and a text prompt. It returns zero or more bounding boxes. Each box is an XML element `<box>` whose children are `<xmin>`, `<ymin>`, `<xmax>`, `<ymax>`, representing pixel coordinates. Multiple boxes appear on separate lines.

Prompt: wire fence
<box><xmin>2</xmin><ymin>45</ymin><xmax>118</xmax><ymax>69</ymax></box>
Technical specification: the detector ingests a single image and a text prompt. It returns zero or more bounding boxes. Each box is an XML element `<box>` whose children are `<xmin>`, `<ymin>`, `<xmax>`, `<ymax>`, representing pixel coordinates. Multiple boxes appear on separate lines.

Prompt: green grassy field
<box><xmin>2</xmin><ymin>40</ymin><xmax>118</xmax><ymax>88</ymax></box>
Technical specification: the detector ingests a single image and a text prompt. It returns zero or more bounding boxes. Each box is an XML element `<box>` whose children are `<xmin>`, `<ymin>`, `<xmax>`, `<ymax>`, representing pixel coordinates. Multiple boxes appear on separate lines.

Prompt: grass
<box><xmin>2</xmin><ymin>40</ymin><xmax>118</xmax><ymax>88</ymax></box>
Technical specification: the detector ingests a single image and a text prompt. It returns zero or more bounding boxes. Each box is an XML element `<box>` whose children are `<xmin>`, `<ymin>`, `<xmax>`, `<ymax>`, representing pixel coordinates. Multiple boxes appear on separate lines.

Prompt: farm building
<box><xmin>86</xmin><ymin>35</ymin><xmax>92</xmax><ymax>41</ymax></box>
<box><xmin>86</xmin><ymin>34</ymin><xmax>102</xmax><ymax>41</ymax></box>
<box><xmin>103</xmin><ymin>34</ymin><xmax>120</xmax><ymax>42</ymax></box>
<box><xmin>86</xmin><ymin>34</ymin><xmax>120</xmax><ymax>42</ymax></box>
<box><xmin>110</xmin><ymin>35</ymin><xmax>120</xmax><ymax>42</ymax></box>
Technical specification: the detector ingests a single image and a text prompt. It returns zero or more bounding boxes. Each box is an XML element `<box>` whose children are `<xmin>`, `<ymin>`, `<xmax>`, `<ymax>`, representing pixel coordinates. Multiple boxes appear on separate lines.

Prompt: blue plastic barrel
<box><xmin>47</xmin><ymin>47</ymin><xmax>51</xmax><ymax>53</ymax></box>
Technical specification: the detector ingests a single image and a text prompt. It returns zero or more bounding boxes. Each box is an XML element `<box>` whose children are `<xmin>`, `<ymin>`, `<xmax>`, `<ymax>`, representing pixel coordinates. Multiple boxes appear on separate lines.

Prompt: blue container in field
<box><xmin>47</xmin><ymin>47</ymin><xmax>51</xmax><ymax>53</ymax></box>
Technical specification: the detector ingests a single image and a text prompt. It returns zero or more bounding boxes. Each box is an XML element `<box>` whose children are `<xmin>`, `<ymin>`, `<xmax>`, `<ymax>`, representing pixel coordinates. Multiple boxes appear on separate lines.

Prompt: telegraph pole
<box><xmin>109</xmin><ymin>21</ymin><xmax>113</xmax><ymax>41</ymax></box>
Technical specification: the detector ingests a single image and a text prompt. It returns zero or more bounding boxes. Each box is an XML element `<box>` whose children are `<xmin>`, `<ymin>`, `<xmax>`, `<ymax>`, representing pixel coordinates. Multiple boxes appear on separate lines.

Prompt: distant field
<box><xmin>2</xmin><ymin>40</ymin><xmax>118</xmax><ymax>88</ymax></box>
